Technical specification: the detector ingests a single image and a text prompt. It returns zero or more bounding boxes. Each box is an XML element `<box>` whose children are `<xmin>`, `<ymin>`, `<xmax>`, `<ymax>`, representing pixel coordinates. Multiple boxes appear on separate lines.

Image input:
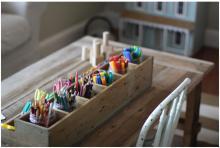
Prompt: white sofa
<box><xmin>1</xmin><ymin>2</ymin><xmax>47</xmax><ymax>79</ymax></box>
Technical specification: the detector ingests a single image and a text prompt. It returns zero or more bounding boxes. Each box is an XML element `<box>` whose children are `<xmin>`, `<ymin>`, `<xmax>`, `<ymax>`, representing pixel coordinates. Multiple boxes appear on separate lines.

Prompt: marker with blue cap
<box><xmin>21</xmin><ymin>100</ymin><xmax>32</xmax><ymax>115</ymax></box>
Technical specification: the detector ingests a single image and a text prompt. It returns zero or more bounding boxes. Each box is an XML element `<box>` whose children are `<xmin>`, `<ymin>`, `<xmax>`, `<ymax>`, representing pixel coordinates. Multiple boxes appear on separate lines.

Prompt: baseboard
<box><xmin>204</xmin><ymin>29</ymin><xmax>219</xmax><ymax>48</ymax></box>
<box><xmin>39</xmin><ymin>19</ymin><xmax>87</xmax><ymax>52</ymax></box>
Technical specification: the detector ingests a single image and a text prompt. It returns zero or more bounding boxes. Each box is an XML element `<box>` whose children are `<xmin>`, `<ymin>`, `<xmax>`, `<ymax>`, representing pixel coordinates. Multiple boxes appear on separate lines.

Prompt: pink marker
<box><xmin>75</xmin><ymin>72</ymin><xmax>79</xmax><ymax>93</ymax></box>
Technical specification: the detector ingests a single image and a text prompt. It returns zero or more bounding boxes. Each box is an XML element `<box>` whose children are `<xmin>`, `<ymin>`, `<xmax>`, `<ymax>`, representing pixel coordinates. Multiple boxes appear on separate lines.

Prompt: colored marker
<box><xmin>75</xmin><ymin>72</ymin><xmax>79</xmax><ymax>93</ymax></box>
<box><xmin>21</xmin><ymin>100</ymin><xmax>32</xmax><ymax>114</ymax></box>
<box><xmin>1</xmin><ymin>123</ymin><xmax>16</xmax><ymax>131</ymax></box>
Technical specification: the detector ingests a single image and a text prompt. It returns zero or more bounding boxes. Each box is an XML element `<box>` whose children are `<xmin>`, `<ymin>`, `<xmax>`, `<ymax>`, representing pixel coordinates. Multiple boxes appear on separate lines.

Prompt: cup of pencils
<box><xmin>29</xmin><ymin>89</ymin><xmax>56</xmax><ymax>127</ymax></box>
<box><xmin>122</xmin><ymin>46</ymin><xmax>142</xmax><ymax>64</ymax></box>
<box><xmin>76</xmin><ymin>72</ymin><xmax>93</xmax><ymax>98</ymax></box>
<box><xmin>53</xmin><ymin>72</ymin><xmax>94</xmax><ymax>112</ymax></box>
<box><xmin>92</xmin><ymin>70</ymin><xmax>114</xmax><ymax>86</ymax></box>
<box><xmin>53</xmin><ymin>78</ymin><xmax>76</xmax><ymax>111</ymax></box>
<box><xmin>109</xmin><ymin>55</ymin><xmax>128</xmax><ymax>74</ymax></box>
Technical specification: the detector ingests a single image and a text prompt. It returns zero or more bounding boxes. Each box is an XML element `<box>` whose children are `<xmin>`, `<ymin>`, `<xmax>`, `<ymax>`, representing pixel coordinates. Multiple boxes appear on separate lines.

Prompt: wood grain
<box><xmin>2</xmin><ymin>53</ymin><xmax>153</xmax><ymax>146</ymax></box>
<box><xmin>1</xmin><ymin>36</ymin><xmax>213</xmax><ymax>147</ymax></box>
<box><xmin>79</xmin><ymin>65</ymin><xmax>203</xmax><ymax>146</ymax></box>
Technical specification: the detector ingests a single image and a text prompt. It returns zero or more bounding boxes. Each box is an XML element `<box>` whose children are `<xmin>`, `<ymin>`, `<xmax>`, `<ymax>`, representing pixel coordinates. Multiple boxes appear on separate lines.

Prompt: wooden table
<box><xmin>2</xmin><ymin>36</ymin><xmax>214</xmax><ymax>146</ymax></box>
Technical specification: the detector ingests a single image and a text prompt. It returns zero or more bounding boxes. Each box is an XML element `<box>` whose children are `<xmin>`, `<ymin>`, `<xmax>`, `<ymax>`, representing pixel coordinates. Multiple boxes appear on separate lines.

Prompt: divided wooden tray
<box><xmin>2</xmin><ymin>55</ymin><xmax>153</xmax><ymax>146</ymax></box>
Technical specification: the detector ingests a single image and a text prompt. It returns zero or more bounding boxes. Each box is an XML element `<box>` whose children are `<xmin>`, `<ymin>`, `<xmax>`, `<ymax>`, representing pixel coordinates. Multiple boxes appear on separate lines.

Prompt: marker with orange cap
<box><xmin>109</xmin><ymin>61</ymin><xmax>118</xmax><ymax>73</ymax></box>
<box><xmin>100</xmin><ymin>72</ymin><xmax>107</xmax><ymax>85</ymax></box>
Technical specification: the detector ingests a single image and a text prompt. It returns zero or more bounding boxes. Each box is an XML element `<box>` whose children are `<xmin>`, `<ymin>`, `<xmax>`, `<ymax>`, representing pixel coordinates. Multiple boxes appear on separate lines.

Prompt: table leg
<box><xmin>183</xmin><ymin>82</ymin><xmax>202</xmax><ymax>146</ymax></box>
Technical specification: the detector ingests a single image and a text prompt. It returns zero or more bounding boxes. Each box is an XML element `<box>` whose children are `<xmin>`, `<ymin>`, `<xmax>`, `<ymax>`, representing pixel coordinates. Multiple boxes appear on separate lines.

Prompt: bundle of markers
<box><xmin>122</xmin><ymin>46</ymin><xmax>142</xmax><ymax>64</ymax></box>
<box><xmin>53</xmin><ymin>78</ymin><xmax>75</xmax><ymax>111</ymax></box>
<box><xmin>53</xmin><ymin>72</ymin><xmax>93</xmax><ymax>111</ymax></box>
<box><xmin>29</xmin><ymin>89</ymin><xmax>55</xmax><ymax>127</ymax></box>
<box><xmin>109</xmin><ymin>55</ymin><xmax>128</xmax><ymax>74</ymax></box>
<box><xmin>79</xmin><ymin>64</ymin><xmax>115</xmax><ymax>86</ymax></box>
<box><xmin>77</xmin><ymin>73</ymin><xmax>93</xmax><ymax>98</ymax></box>
<box><xmin>108</xmin><ymin>46</ymin><xmax>143</xmax><ymax>74</ymax></box>
<box><xmin>92</xmin><ymin>70</ymin><xmax>114</xmax><ymax>86</ymax></box>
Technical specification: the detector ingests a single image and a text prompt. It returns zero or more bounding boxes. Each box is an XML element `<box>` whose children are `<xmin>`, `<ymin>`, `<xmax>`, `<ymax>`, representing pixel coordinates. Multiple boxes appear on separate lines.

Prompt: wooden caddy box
<box><xmin>2</xmin><ymin>55</ymin><xmax>153</xmax><ymax>146</ymax></box>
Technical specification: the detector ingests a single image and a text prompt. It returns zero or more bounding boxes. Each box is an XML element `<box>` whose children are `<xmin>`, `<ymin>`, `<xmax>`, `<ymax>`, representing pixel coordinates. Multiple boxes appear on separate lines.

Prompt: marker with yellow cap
<box><xmin>1</xmin><ymin>123</ymin><xmax>16</xmax><ymax>131</ymax></box>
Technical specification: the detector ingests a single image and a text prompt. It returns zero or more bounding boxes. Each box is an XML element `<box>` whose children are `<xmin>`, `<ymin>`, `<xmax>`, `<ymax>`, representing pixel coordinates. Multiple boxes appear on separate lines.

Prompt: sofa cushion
<box><xmin>2</xmin><ymin>14</ymin><xmax>31</xmax><ymax>55</ymax></box>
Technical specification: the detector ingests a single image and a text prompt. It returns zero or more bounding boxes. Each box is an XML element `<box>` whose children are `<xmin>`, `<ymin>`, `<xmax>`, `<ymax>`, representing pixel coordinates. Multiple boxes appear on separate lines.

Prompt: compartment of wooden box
<box><xmin>1</xmin><ymin>115</ymin><xmax>19</xmax><ymax>146</ymax></box>
<box><xmin>2</xmin><ymin>55</ymin><xmax>153</xmax><ymax>146</ymax></box>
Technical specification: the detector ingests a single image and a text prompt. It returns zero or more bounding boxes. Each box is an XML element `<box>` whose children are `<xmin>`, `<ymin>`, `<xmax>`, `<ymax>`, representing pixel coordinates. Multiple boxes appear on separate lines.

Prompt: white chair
<box><xmin>136</xmin><ymin>78</ymin><xmax>191</xmax><ymax>147</ymax></box>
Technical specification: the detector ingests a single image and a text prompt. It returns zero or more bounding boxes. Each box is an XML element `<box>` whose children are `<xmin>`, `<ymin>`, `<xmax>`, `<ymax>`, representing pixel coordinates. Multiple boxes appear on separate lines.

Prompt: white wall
<box><xmin>207</xmin><ymin>2</ymin><xmax>219</xmax><ymax>31</ymax></box>
<box><xmin>40</xmin><ymin>2</ymin><xmax>105</xmax><ymax>41</ymax></box>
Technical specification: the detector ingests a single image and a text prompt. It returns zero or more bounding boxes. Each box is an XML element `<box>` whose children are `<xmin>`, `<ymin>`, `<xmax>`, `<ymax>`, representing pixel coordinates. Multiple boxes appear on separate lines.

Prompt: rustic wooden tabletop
<box><xmin>2</xmin><ymin>36</ymin><xmax>214</xmax><ymax>146</ymax></box>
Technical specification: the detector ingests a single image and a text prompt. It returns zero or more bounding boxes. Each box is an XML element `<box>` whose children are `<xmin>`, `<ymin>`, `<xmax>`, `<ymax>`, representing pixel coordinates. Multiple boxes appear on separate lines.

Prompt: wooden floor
<box><xmin>193</xmin><ymin>46</ymin><xmax>219</xmax><ymax>96</ymax></box>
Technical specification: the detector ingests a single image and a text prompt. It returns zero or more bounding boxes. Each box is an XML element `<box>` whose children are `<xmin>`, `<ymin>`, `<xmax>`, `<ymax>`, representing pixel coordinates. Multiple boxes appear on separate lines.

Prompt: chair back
<box><xmin>136</xmin><ymin>78</ymin><xmax>191</xmax><ymax>147</ymax></box>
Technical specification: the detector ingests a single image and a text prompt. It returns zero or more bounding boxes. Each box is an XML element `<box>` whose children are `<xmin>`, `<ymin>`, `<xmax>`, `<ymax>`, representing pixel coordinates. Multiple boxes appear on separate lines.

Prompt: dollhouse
<box><xmin>119</xmin><ymin>2</ymin><xmax>207</xmax><ymax>56</ymax></box>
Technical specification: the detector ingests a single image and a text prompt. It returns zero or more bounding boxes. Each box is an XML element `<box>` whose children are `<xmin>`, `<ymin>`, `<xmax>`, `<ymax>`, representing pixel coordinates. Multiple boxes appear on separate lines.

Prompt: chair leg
<box><xmin>183</xmin><ymin>83</ymin><xmax>202</xmax><ymax>146</ymax></box>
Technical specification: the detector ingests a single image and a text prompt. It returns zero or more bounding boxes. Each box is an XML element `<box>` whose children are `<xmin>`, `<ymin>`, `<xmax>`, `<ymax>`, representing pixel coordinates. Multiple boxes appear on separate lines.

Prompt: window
<box><xmin>135</xmin><ymin>2</ymin><xmax>145</xmax><ymax>11</ymax></box>
<box><xmin>168</xmin><ymin>30</ymin><xmax>185</xmax><ymax>50</ymax></box>
<box><xmin>137</xmin><ymin>2</ymin><xmax>142</xmax><ymax>8</ymax></box>
<box><xmin>177</xmin><ymin>2</ymin><xmax>184</xmax><ymax>14</ymax></box>
<box><xmin>175</xmin><ymin>32</ymin><xmax>182</xmax><ymax>45</ymax></box>
<box><xmin>122</xmin><ymin>21</ymin><xmax>139</xmax><ymax>41</ymax></box>
<box><xmin>175</xmin><ymin>2</ymin><xmax>186</xmax><ymax>17</ymax></box>
<box><xmin>157</xmin><ymin>2</ymin><xmax>163</xmax><ymax>11</ymax></box>
<box><xmin>154</xmin><ymin>2</ymin><xmax>165</xmax><ymax>14</ymax></box>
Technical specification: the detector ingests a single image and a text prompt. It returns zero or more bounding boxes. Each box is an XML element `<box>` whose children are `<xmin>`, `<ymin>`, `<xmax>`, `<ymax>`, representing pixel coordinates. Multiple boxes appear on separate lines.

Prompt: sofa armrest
<box><xmin>2</xmin><ymin>2</ymin><xmax>47</xmax><ymax>21</ymax></box>
<box><xmin>2</xmin><ymin>2</ymin><xmax>47</xmax><ymax>50</ymax></box>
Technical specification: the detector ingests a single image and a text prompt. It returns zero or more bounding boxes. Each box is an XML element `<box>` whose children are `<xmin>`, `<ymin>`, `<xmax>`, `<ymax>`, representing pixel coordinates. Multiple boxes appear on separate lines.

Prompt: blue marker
<box><xmin>108</xmin><ymin>72</ymin><xmax>114</xmax><ymax>85</ymax></box>
<box><xmin>123</xmin><ymin>50</ymin><xmax>132</xmax><ymax>62</ymax></box>
<box><xmin>21</xmin><ymin>100</ymin><xmax>32</xmax><ymax>114</ymax></box>
<box><xmin>96</xmin><ymin>75</ymin><xmax>102</xmax><ymax>84</ymax></box>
